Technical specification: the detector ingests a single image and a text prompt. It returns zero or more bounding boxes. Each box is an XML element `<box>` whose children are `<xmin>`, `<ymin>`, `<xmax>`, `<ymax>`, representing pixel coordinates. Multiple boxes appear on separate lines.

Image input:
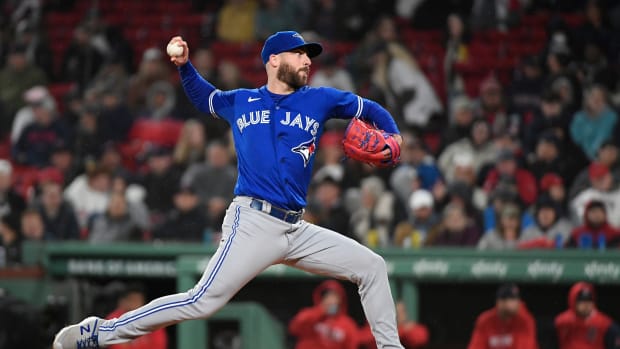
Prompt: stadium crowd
<box><xmin>2</xmin><ymin>0</ymin><xmax>620</xmax><ymax>266</ymax></box>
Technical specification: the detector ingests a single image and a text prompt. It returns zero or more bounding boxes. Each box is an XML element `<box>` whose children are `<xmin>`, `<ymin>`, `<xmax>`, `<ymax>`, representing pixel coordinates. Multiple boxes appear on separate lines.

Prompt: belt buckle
<box><xmin>284</xmin><ymin>211</ymin><xmax>300</xmax><ymax>224</ymax></box>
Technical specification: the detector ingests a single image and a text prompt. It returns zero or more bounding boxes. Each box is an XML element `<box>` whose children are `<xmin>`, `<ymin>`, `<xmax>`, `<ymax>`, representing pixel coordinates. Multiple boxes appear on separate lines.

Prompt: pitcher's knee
<box><xmin>355</xmin><ymin>251</ymin><xmax>387</xmax><ymax>282</ymax></box>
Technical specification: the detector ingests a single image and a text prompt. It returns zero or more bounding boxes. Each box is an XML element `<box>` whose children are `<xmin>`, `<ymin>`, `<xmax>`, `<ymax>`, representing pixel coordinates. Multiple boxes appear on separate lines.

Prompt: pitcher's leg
<box><xmin>285</xmin><ymin>222</ymin><xmax>403</xmax><ymax>349</ymax></box>
<box><xmin>97</xmin><ymin>205</ymin><xmax>289</xmax><ymax>345</ymax></box>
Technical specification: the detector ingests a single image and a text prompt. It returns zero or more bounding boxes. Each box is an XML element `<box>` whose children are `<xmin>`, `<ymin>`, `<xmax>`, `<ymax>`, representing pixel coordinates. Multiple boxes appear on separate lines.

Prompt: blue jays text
<box><xmin>179</xmin><ymin>61</ymin><xmax>400</xmax><ymax>212</ymax></box>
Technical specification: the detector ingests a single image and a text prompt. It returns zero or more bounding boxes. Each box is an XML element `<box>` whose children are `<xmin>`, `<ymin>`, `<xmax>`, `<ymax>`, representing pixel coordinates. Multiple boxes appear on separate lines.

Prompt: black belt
<box><xmin>249</xmin><ymin>198</ymin><xmax>303</xmax><ymax>224</ymax></box>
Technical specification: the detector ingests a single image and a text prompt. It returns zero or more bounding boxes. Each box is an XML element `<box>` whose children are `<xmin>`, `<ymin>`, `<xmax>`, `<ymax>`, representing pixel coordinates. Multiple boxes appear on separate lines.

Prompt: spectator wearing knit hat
<box><xmin>393</xmin><ymin>189</ymin><xmax>440</xmax><ymax>248</ymax></box>
<box><xmin>519</xmin><ymin>195</ymin><xmax>573</xmax><ymax>249</ymax></box>
<box><xmin>570</xmin><ymin>162</ymin><xmax>620</xmax><ymax>228</ymax></box>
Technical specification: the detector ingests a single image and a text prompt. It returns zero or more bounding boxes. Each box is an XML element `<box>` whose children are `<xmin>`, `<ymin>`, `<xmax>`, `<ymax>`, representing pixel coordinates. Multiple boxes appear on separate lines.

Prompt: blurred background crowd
<box><xmin>2</xmin><ymin>0</ymin><xmax>620</xmax><ymax>266</ymax></box>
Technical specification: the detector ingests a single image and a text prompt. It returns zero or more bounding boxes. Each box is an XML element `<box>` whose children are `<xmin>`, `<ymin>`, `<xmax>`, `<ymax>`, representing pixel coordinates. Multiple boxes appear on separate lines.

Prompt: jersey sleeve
<box><xmin>179</xmin><ymin>61</ymin><xmax>235</xmax><ymax>123</ymax></box>
<box><xmin>324</xmin><ymin>87</ymin><xmax>399</xmax><ymax>134</ymax></box>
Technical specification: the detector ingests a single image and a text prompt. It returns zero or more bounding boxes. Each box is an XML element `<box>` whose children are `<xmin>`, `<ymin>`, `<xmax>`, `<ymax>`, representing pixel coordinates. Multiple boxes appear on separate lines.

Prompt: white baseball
<box><xmin>166</xmin><ymin>42</ymin><xmax>184</xmax><ymax>57</ymax></box>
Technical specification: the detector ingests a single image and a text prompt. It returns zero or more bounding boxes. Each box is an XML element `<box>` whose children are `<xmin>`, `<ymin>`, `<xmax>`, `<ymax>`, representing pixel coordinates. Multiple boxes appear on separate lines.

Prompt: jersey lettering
<box><xmin>281</xmin><ymin>112</ymin><xmax>319</xmax><ymax>136</ymax></box>
<box><xmin>236</xmin><ymin>110</ymin><xmax>271</xmax><ymax>133</ymax></box>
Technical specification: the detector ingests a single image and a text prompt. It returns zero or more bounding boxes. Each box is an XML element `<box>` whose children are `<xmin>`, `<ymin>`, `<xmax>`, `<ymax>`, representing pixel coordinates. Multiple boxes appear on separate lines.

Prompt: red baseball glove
<box><xmin>342</xmin><ymin>118</ymin><xmax>401</xmax><ymax>167</ymax></box>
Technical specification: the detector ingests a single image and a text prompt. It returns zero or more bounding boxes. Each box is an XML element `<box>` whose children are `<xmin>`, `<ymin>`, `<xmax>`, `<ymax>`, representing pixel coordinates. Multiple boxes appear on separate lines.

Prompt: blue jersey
<box><xmin>180</xmin><ymin>62</ymin><xmax>399</xmax><ymax>211</ymax></box>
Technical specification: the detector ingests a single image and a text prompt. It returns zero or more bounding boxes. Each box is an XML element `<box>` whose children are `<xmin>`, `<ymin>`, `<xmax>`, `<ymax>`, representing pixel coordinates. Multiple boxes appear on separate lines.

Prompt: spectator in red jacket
<box><xmin>468</xmin><ymin>283</ymin><xmax>538</xmax><ymax>349</ymax></box>
<box><xmin>358</xmin><ymin>301</ymin><xmax>429</xmax><ymax>348</ymax></box>
<box><xmin>555</xmin><ymin>282</ymin><xmax>620</xmax><ymax>349</ymax></box>
<box><xmin>566</xmin><ymin>200</ymin><xmax>620</xmax><ymax>248</ymax></box>
<box><xmin>106</xmin><ymin>283</ymin><xmax>167</xmax><ymax>349</ymax></box>
<box><xmin>289</xmin><ymin>280</ymin><xmax>359</xmax><ymax>349</ymax></box>
<box><xmin>483</xmin><ymin>150</ymin><xmax>538</xmax><ymax>206</ymax></box>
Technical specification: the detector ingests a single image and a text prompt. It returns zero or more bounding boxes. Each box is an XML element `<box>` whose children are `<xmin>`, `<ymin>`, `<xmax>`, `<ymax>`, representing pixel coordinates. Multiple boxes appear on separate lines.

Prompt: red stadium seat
<box><xmin>118</xmin><ymin>118</ymin><xmax>183</xmax><ymax>170</ymax></box>
<box><xmin>48</xmin><ymin>83</ymin><xmax>77</xmax><ymax>114</ymax></box>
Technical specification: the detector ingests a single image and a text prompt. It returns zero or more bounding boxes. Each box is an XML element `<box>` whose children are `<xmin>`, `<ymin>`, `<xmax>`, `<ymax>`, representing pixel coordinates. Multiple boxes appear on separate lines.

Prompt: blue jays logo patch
<box><xmin>292</xmin><ymin>137</ymin><xmax>316</xmax><ymax>167</ymax></box>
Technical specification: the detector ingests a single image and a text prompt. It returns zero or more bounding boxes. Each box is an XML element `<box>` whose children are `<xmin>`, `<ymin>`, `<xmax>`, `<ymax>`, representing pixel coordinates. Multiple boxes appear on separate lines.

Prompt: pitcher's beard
<box><xmin>277</xmin><ymin>63</ymin><xmax>308</xmax><ymax>89</ymax></box>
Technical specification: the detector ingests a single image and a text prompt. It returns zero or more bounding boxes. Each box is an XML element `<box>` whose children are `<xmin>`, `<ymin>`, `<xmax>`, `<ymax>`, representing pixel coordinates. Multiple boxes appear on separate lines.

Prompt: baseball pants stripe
<box><xmin>97</xmin><ymin>197</ymin><xmax>403</xmax><ymax>349</ymax></box>
<box><xmin>99</xmin><ymin>205</ymin><xmax>241</xmax><ymax>332</ymax></box>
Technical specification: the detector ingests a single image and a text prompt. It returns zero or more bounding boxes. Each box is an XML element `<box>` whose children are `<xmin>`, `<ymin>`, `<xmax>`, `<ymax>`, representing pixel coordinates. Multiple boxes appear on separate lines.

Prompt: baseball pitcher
<box><xmin>53</xmin><ymin>31</ymin><xmax>404</xmax><ymax>349</ymax></box>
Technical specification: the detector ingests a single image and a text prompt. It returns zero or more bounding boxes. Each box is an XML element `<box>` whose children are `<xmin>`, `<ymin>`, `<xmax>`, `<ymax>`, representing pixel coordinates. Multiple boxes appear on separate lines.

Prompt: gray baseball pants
<box><xmin>98</xmin><ymin>196</ymin><xmax>403</xmax><ymax>348</ymax></box>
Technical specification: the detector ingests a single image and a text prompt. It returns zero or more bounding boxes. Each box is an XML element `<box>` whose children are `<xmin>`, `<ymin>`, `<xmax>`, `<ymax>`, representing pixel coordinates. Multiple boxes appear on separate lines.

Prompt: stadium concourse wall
<box><xmin>3</xmin><ymin>242</ymin><xmax>620</xmax><ymax>348</ymax></box>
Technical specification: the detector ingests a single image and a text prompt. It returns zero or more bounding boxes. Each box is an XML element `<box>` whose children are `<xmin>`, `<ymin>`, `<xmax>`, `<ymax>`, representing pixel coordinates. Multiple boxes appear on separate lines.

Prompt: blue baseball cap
<box><xmin>261</xmin><ymin>31</ymin><xmax>322</xmax><ymax>64</ymax></box>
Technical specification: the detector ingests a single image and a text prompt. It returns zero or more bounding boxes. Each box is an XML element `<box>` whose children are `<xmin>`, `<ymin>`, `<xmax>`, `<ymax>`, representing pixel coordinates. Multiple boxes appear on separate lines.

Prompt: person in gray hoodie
<box><xmin>89</xmin><ymin>192</ymin><xmax>143</xmax><ymax>242</ymax></box>
<box><xmin>519</xmin><ymin>195</ymin><xmax>573</xmax><ymax>248</ymax></box>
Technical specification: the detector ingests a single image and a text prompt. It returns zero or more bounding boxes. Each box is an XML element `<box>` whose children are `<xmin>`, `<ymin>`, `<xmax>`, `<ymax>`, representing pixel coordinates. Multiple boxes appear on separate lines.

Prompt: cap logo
<box><xmin>292</xmin><ymin>33</ymin><xmax>304</xmax><ymax>40</ymax></box>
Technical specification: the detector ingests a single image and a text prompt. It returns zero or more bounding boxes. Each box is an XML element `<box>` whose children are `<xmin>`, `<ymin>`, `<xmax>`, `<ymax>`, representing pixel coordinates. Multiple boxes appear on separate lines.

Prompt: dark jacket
<box><xmin>153</xmin><ymin>206</ymin><xmax>207</xmax><ymax>242</ymax></box>
<box><xmin>425</xmin><ymin>223</ymin><xmax>481</xmax><ymax>247</ymax></box>
<box><xmin>13</xmin><ymin>120</ymin><xmax>71</xmax><ymax>167</ymax></box>
<box><xmin>36</xmin><ymin>201</ymin><xmax>80</xmax><ymax>240</ymax></box>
